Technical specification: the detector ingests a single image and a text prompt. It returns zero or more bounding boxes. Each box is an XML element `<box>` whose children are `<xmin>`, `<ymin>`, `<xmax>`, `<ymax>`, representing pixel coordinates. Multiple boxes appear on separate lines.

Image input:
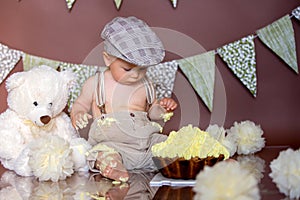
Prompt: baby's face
<box><xmin>109</xmin><ymin>58</ymin><xmax>147</xmax><ymax>85</ymax></box>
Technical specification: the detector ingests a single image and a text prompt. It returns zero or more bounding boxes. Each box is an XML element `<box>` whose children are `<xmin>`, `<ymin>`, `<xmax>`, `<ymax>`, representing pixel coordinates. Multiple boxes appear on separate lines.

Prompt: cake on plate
<box><xmin>152</xmin><ymin>125</ymin><xmax>230</xmax><ymax>179</ymax></box>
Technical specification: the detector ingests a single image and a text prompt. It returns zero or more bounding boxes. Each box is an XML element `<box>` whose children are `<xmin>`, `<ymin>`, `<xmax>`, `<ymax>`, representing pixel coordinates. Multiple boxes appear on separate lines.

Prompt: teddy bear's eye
<box><xmin>49</xmin><ymin>103</ymin><xmax>53</xmax><ymax>107</ymax></box>
<box><xmin>33</xmin><ymin>101</ymin><xmax>38</xmax><ymax>106</ymax></box>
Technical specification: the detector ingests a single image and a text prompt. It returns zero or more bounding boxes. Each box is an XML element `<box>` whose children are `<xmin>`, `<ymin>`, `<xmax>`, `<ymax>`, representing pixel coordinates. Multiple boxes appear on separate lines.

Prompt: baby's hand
<box><xmin>159</xmin><ymin>98</ymin><xmax>177</xmax><ymax>111</ymax></box>
<box><xmin>72</xmin><ymin>112</ymin><xmax>92</xmax><ymax>130</ymax></box>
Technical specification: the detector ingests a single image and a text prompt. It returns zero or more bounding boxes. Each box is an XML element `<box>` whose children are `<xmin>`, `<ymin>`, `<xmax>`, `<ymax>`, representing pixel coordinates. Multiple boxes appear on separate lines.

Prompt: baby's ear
<box><xmin>60</xmin><ymin>69</ymin><xmax>77</xmax><ymax>89</ymax></box>
<box><xmin>6</xmin><ymin>72</ymin><xmax>26</xmax><ymax>92</ymax></box>
<box><xmin>103</xmin><ymin>51</ymin><xmax>115</xmax><ymax>66</ymax></box>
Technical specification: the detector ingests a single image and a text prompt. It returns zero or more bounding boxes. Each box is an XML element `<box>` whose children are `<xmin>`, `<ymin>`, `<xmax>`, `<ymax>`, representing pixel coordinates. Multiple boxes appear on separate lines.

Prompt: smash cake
<box><xmin>152</xmin><ymin>125</ymin><xmax>230</xmax><ymax>179</ymax></box>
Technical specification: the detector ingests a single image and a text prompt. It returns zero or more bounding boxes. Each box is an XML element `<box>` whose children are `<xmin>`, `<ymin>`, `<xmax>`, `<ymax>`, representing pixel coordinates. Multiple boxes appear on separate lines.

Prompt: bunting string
<box><xmin>0</xmin><ymin>6</ymin><xmax>299</xmax><ymax>112</ymax></box>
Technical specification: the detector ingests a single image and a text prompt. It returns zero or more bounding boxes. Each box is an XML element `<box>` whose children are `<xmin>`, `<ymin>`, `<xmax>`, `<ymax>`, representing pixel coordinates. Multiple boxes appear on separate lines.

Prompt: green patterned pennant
<box><xmin>23</xmin><ymin>53</ymin><xmax>60</xmax><ymax>71</ymax></box>
<box><xmin>59</xmin><ymin>62</ymin><xmax>103</xmax><ymax>111</ymax></box>
<box><xmin>177</xmin><ymin>51</ymin><xmax>215</xmax><ymax>112</ymax></box>
<box><xmin>114</xmin><ymin>0</ymin><xmax>122</xmax><ymax>10</ymax></box>
<box><xmin>292</xmin><ymin>6</ymin><xmax>300</xmax><ymax>20</ymax></box>
<box><xmin>218</xmin><ymin>35</ymin><xmax>257</xmax><ymax>97</ymax></box>
<box><xmin>257</xmin><ymin>15</ymin><xmax>298</xmax><ymax>73</ymax></box>
<box><xmin>0</xmin><ymin>43</ymin><xmax>23</xmax><ymax>85</ymax></box>
<box><xmin>170</xmin><ymin>0</ymin><xmax>177</xmax><ymax>8</ymax></box>
<box><xmin>66</xmin><ymin>0</ymin><xmax>76</xmax><ymax>10</ymax></box>
<box><xmin>147</xmin><ymin>60</ymin><xmax>178</xmax><ymax>99</ymax></box>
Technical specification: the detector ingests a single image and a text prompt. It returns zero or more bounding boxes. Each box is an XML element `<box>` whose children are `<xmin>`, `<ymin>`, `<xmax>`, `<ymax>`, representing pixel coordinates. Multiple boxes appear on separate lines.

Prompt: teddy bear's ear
<box><xmin>5</xmin><ymin>72</ymin><xmax>26</xmax><ymax>92</ymax></box>
<box><xmin>60</xmin><ymin>69</ymin><xmax>77</xmax><ymax>89</ymax></box>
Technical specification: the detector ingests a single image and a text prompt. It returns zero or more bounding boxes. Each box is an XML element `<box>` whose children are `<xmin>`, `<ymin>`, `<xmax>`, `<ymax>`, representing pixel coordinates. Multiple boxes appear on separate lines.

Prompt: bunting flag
<box><xmin>257</xmin><ymin>15</ymin><xmax>298</xmax><ymax>73</ymax></box>
<box><xmin>23</xmin><ymin>53</ymin><xmax>60</xmax><ymax>71</ymax></box>
<box><xmin>65</xmin><ymin>0</ymin><xmax>76</xmax><ymax>10</ymax></box>
<box><xmin>0</xmin><ymin>43</ymin><xmax>23</xmax><ymax>84</ymax></box>
<box><xmin>63</xmin><ymin>0</ymin><xmax>179</xmax><ymax>10</ymax></box>
<box><xmin>170</xmin><ymin>0</ymin><xmax>177</xmax><ymax>8</ymax></box>
<box><xmin>177</xmin><ymin>51</ymin><xmax>215</xmax><ymax>112</ymax></box>
<box><xmin>114</xmin><ymin>0</ymin><xmax>122</xmax><ymax>10</ymax></box>
<box><xmin>59</xmin><ymin>63</ymin><xmax>100</xmax><ymax>111</ymax></box>
<box><xmin>146</xmin><ymin>60</ymin><xmax>178</xmax><ymax>99</ymax></box>
<box><xmin>218</xmin><ymin>35</ymin><xmax>257</xmax><ymax>97</ymax></box>
<box><xmin>292</xmin><ymin>6</ymin><xmax>300</xmax><ymax>20</ymax></box>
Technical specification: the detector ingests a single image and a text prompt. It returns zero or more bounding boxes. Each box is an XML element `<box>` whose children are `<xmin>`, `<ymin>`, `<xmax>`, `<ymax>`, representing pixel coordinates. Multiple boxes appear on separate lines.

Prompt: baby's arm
<box><xmin>146</xmin><ymin>80</ymin><xmax>177</xmax><ymax>121</ymax></box>
<box><xmin>70</xmin><ymin>76</ymin><xmax>95</xmax><ymax>129</ymax></box>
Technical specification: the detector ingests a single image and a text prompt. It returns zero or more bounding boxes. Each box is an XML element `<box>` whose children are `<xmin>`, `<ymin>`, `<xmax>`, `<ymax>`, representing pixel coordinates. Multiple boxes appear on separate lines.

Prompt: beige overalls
<box><xmin>87</xmin><ymin>70</ymin><xmax>167</xmax><ymax>171</ymax></box>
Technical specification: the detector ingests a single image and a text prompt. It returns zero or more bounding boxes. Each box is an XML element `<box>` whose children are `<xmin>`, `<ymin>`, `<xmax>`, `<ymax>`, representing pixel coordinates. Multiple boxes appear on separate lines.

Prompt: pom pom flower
<box><xmin>206</xmin><ymin>124</ymin><xmax>237</xmax><ymax>156</ymax></box>
<box><xmin>193</xmin><ymin>161</ymin><xmax>260</xmax><ymax>200</ymax></box>
<box><xmin>31</xmin><ymin>182</ymin><xmax>73</xmax><ymax>199</ymax></box>
<box><xmin>237</xmin><ymin>155</ymin><xmax>265</xmax><ymax>183</ymax></box>
<box><xmin>269</xmin><ymin>148</ymin><xmax>300</xmax><ymax>199</ymax></box>
<box><xmin>227</xmin><ymin>120</ymin><xmax>265</xmax><ymax>155</ymax></box>
<box><xmin>28</xmin><ymin>135</ymin><xmax>74</xmax><ymax>182</ymax></box>
<box><xmin>0</xmin><ymin>186</ymin><xmax>22</xmax><ymax>200</ymax></box>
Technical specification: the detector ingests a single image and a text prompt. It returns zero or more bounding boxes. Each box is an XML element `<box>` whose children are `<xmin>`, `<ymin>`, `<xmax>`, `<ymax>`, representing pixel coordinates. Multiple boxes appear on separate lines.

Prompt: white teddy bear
<box><xmin>0</xmin><ymin>65</ymin><xmax>91</xmax><ymax>182</ymax></box>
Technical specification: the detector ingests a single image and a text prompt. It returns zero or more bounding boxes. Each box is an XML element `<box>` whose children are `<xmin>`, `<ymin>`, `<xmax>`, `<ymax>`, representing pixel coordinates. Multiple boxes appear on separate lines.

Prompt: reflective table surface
<box><xmin>0</xmin><ymin>146</ymin><xmax>292</xmax><ymax>199</ymax></box>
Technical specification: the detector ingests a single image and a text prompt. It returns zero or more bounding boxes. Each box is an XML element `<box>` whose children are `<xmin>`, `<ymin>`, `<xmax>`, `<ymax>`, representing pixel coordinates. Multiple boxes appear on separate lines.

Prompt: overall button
<box><xmin>130</xmin><ymin>113</ymin><xmax>135</xmax><ymax>117</ymax></box>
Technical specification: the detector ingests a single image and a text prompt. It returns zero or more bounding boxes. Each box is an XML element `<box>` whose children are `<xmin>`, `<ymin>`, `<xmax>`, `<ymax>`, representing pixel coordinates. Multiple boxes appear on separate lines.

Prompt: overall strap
<box><xmin>143</xmin><ymin>77</ymin><xmax>155</xmax><ymax>106</ymax></box>
<box><xmin>95</xmin><ymin>69</ymin><xmax>106</xmax><ymax>114</ymax></box>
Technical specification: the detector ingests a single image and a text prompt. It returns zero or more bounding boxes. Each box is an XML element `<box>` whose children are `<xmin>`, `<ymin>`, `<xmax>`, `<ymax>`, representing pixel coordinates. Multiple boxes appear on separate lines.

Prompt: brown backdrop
<box><xmin>0</xmin><ymin>0</ymin><xmax>299</xmax><ymax>147</ymax></box>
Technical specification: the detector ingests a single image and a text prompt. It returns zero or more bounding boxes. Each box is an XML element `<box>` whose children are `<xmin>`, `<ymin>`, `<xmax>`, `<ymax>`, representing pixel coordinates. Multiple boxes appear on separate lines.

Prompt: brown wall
<box><xmin>0</xmin><ymin>0</ymin><xmax>299</xmax><ymax>147</ymax></box>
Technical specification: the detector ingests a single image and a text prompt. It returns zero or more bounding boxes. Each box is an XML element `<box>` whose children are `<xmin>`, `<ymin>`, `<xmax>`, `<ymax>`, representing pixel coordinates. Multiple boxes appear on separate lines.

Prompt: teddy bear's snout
<box><xmin>40</xmin><ymin>115</ymin><xmax>51</xmax><ymax>125</ymax></box>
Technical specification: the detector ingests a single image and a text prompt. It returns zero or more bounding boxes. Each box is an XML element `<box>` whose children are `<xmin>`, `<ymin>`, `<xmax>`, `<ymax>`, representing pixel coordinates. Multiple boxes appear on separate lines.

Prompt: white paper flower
<box><xmin>0</xmin><ymin>171</ymin><xmax>35</xmax><ymax>199</ymax></box>
<box><xmin>237</xmin><ymin>155</ymin><xmax>265</xmax><ymax>183</ymax></box>
<box><xmin>206</xmin><ymin>124</ymin><xmax>226</xmax><ymax>140</ymax></box>
<box><xmin>206</xmin><ymin>124</ymin><xmax>237</xmax><ymax>156</ymax></box>
<box><xmin>28</xmin><ymin>135</ymin><xmax>74</xmax><ymax>182</ymax></box>
<box><xmin>193</xmin><ymin>161</ymin><xmax>260</xmax><ymax>200</ymax></box>
<box><xmin>0</xmin><ymin>186</ymin><xmax>23</xmax><ymax>200</ymax></box>
<box><xmin>269</xmin><ymin>148</ymin><xmax>300</xmax><ymax>199</ymax></box>
<box><xmin>227</xmin><ymin>120</ymin><xmax>265</xmax><ymax>155</ymax></box>
<box><xmin>31</xmin><ymin>181</ymin><xmax>73</xmax><ymax>200</ymax></box>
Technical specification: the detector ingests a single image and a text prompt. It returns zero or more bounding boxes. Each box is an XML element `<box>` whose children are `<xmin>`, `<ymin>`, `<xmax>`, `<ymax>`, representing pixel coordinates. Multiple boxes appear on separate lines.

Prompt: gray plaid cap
<box><xmin>101</xmin><ymin>16</ymin><xmax>165</xmax><ymax>67</ymax></box>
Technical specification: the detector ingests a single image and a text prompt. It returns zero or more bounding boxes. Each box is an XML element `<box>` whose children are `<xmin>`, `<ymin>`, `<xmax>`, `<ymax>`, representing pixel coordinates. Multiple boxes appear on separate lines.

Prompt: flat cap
<box><xmin>101</xmin><ymin>16</ymin><xmax>165</xmax><ymax>67</ymax></box>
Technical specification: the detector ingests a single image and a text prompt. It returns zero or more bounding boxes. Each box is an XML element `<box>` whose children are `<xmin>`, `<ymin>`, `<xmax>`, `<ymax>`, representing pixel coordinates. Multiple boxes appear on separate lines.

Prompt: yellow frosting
<box><xmin>97</xmin><ymin>117</ymin><xmax>117</xmax><ymax>127</ymax></box>
<box><xmin>151</xmin><ymin>125</ymin><xmax>229</xmax><ymax>160</ymax></box>
<box><xmin>161</xmin><ymin>112</ymin><xmax>174</xmax><ymax>122</ymax></box>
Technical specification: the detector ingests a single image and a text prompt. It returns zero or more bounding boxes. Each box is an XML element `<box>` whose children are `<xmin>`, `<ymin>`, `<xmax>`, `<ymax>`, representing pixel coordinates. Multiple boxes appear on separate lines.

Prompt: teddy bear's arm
<box><xmin>0</xmin><ymin>110</ymin><xmax>27</xmax><ymax>157</ymax></box>
<box><xmin>0</xmin><ymin>110</ymin><xmax>28</xmax><ymax>169</ymax></box>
